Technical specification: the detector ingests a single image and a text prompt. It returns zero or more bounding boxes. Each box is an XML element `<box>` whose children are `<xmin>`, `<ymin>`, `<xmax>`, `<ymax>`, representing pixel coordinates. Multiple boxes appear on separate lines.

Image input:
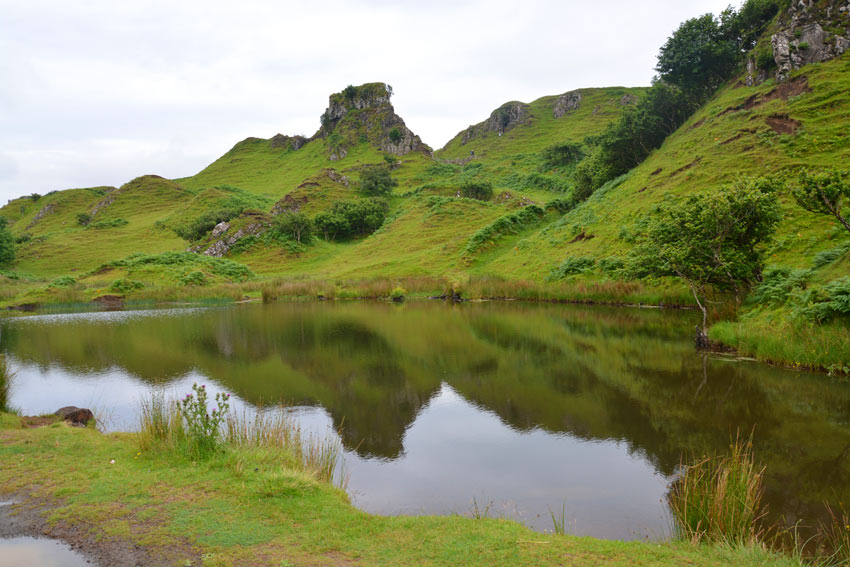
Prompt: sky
<box><xmin>0</xmin><ymin>0</ymin><xmax>734</xmax><ymax>202</ymax></box>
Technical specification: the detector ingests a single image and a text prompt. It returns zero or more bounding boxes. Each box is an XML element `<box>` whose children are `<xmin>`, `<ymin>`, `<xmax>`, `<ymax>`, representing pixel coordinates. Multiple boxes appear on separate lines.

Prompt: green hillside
<box><xmin>0</xmin><ymin>3</ymin><xmax>848</xmax><ymax>370</ymax></box>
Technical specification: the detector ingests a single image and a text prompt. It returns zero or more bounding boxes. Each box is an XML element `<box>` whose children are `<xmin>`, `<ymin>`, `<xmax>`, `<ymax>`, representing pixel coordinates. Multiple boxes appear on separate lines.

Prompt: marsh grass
<box><xmin>819</xmin><ymin>504</ymin><xmax>850</xmax><ymax>566</ymax></box>
<box><xmin>138</xmin><ymin>393</ymin><xmax>346</xmax><ymax>488</ymax></box>
<box><xmin>0</xmin><ymin>355</ymin><xmax>13</xmax><ymax>414</ymax></box>
<box><xmin>549</xmin><ymin>503</ymin><xmax>567</xmax><ymax>535</ymax></box>
<box><xmin>470</xmin><ymin>497</ymin><xmax>493</xmax><ymax>520</ymax></box>
<box><xmin>669</xmin><ymin>435</ymin><xmax>766</xmax><ymax>545</ymax></box>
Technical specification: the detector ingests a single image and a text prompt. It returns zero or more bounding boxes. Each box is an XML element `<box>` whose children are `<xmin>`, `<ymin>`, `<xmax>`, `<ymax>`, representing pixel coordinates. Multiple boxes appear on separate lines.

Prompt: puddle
<box><xmin>0</xmin><ymin>537</ymin><xmax>90</xmax><ymax>567</ymax></box>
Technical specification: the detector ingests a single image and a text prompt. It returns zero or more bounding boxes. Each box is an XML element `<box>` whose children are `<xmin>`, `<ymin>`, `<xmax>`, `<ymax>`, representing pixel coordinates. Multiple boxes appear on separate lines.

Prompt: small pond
<box><xmin>2</xmin><ymin>301</ymin><xmax>849</xmax><ymax>540</ymax></box>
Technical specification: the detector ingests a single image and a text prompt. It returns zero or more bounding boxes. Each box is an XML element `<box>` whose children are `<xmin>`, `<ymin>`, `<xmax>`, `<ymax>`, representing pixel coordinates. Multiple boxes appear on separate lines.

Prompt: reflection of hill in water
<box><xmin>3</xmin><ymin>302</ymin><xmax>850</xmax><ymax>529</ymax></box>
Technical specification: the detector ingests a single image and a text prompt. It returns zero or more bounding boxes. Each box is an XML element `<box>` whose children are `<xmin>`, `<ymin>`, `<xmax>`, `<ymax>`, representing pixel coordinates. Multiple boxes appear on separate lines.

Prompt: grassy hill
<box><xmin>0</xmin><ymin>53</ymin><xmax>847</xmax><ymax>369</ymax></box>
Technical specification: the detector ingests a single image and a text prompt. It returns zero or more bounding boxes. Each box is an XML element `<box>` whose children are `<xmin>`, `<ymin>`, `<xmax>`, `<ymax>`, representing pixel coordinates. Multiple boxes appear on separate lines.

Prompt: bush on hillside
<box><xmin>460</xmin><ymin>181</ymin><xmax>494</xmax><ymax>201</ymax></box>
<box><xmin>271</xmin><ymin>211</ymin><xmax>314</xmax><ymax>244</ymax></box>
<box><xmin>541</xmin><ymin>142</ymin><xmax>584</xmax><ymax>168</ymax></box>
<box><xmin>0</xmin><ymin>218</ymin><xmax>15</xmax><ymax>268</ymax></box>
<box><xmin>315</xmin><ymin>198</ymin><xmax>389</xmax><ymax>241</ymax></box>
<box><xmin>76</xmin><ymin>213</ymin><xmax>92</xmax><ymax>226</ymax></box>
<box><xmin>359</xmin><ymin>165</ymin><xmax>398</xmax><ymax>196</ymax></box>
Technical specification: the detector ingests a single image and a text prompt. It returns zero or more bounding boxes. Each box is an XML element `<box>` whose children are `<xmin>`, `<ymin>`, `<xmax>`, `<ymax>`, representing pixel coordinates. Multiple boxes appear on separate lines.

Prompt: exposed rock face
<box><xmin>316</xmin><ymin>82</ymin><xmax>432</xmax><ymax>159</ymax></box>
<box><xmin>747</xmin><ymin>0</ymin><xmax>850</xmax><ymax>84</ymax></box>
<box><xmin>461</xmin><ymin>101</ymin><xmax>530</xmax><ymax>145</ymax></box>
<box><xmin>26</xmin><ymin>203</ymin><xmax>55</xmax><ymax>230</ymax></box>
<box><xmin>553</xmin><ymin>91</ymin><xmax>582</xmax><ymax>118</ymax></box>
<box><xmin>269</xmin><ymin>134</ymin><xmax>308</xmax><ymax>151</ymax></box>
<box><xmin>271</xmin><ymin>194</ymin><xmax>309</xmax><ymax>215</ymax></box>
<box><xmin>189</xmin><ymin>212</ymin><xmax>270</xmax><ymax>257</ymax></box>
<box><xmin>55</xmin><ymin>406</ymin><xmax>94</xmax><ymax>426</ymax></box>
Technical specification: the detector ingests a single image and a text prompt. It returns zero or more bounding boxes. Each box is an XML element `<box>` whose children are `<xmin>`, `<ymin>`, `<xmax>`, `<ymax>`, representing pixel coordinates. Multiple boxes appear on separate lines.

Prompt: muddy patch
<box><xmin>0</xmin><ymin>494</ymin><xmax>198</xmax><ymax>567</ymax></box>
<box><xmin>766</xmin><ymin>114</ymin><xmax>802</xmax><ymax>135</ymax></box>
<box><xmin>720</xmin><ymin>76</ymin><xmax>812</xmax><ymax>115</ymax></box>
<box><xmin>670</xmin><ymin>157</ymin><xmax>702</xmax><ymax>177</ymax></box>
<box><xmin>568</xmin><ymin>231</ymin><xmax>595</xmax><ymax>244</ymax></box>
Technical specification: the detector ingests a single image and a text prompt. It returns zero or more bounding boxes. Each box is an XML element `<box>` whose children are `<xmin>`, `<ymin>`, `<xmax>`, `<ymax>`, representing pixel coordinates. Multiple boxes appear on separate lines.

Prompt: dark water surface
<box><xmin>3</xmin><ymin>301</ymin><xmax>849</xmax><ymax>539</ymax></box>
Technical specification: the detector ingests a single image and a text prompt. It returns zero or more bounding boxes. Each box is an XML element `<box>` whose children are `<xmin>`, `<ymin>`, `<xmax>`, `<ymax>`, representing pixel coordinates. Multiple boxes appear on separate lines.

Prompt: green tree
<box><xmin>315</xmin><ymin>198</ymin><xmax>389</xmax><ymax>241</ymax></box>
<box><xmin>629</xmin><ymin>177</ymin><xmax>782</xmax><ymax>339</ymax></box>
<box><xmin>359</xmin><ymin>166</ymin><xmax>398</xmax><ymax>196</ymax></box>
<box><xmin>388</xmin><ymin>127</ymin><xmax>402</xmax><ymax>144</ymax></box>
<box><xmin>76</xmin><ymin>212</ymin><xmax>92</xmax><ymax>226</ymax></box>
<box><xmin>0</xmin><ymin>218</ymin><xmax>16</xmax><ymax>267</ymax></box>
<box><xmin>272</xmin><ymin>210</ymin><xmax>314</xmax><ymax>244</ymax></box>
<box><xmin>460</xmin><ymin>181</ymin><xmax>494</xmax><ymax>201</ymax></box>
<box><xmin>791</xmin><ymin>169</ymin><xmax>850</xmax><ymax>236</ymax></box>
<box><xmin>541</xmin><ymin>142</ymin><xmax>584</xmax><ymax>168</ymax></box>
<box><xmin>655</xmin><ymin>13</ymin><xmax>739</xmax><ymax>102</ymax></box>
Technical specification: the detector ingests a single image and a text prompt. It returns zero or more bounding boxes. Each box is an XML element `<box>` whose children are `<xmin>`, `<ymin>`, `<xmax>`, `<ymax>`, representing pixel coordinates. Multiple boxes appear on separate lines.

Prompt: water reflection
<box><xmin>3</xmin><ymin>301</ymin><xmax>850</xmax><ymax>538</ymax></box>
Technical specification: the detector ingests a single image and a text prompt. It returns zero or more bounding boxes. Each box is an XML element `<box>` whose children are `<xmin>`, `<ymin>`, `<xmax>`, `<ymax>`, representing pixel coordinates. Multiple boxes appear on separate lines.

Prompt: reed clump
<box><xmin>138</xmin><ymin>391</ymin><xmax>346</xmax><ymax>488</ymax></box>
<box><xmin>669</xmin><ymin>435</ymin><xmax>766</xmax><ymax>545</ymax></box>
<box><xmin>0</xmin><ymin>355</ymin><xmax>12</xmax><ymax>413</ymax></box>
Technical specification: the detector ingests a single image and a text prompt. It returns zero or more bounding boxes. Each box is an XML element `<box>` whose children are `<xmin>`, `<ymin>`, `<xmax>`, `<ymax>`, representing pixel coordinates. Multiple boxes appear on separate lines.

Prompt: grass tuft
<box><xmin>669</xmin><ymin>434</ymin><xmax>766</xmax><ymax>546</ymax></box>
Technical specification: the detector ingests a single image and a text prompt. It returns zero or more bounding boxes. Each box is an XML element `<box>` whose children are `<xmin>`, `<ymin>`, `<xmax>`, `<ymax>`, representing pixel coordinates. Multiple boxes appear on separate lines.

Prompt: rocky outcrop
<box><xmin>747</xmin><ymin>0</ymin><xmax>850</xmax><ymax>84</ymax></box>
<box><xmin>553</xmin><ymin>91</ymin><xmax>582</xmax><ymax>118</ymax></box>
<box><xmin>269</xmin><ymin>134</ymin><xmax>308</xmax><ymax>151</ymax></box>
<box><xmin>25</xmin><ymin>203</ymin><xmax>55</xmax><ymax>230</ymax></box>
<box><xmin>189</xmin><ymin>211</ymin><xmax>270</xmax><ymax>257</ymax></box>
<box><xmin>460</xmin><ymin>102</ymin><xmax>530</xmax><ymax>145</ymax></box>
<box><xmin>315</xmin><ymin>82</ymin><xmax>432</xmax><ymax>159</ymax></box>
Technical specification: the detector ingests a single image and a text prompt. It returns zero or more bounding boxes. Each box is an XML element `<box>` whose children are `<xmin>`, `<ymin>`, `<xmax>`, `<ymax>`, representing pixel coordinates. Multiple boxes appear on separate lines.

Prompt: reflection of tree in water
<box><xmin>3</xmin><ymin>303</ymin><xmax>850</xmax><ymax>530</ymax></box>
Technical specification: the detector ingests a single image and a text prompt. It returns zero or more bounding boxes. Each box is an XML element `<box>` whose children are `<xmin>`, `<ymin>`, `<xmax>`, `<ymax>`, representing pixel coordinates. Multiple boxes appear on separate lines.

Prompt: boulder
<box><xmin>55</xmin><ymin>406</ymin><xmax>94</xmax><ymax>426</ymax></box>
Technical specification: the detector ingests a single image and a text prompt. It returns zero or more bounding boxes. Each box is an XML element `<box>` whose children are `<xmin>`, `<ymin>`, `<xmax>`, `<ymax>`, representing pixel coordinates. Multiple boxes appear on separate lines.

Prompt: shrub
<box><xmin>14</xmin><ymin>234</ymin><xmax>31</xmax><ymax>244</ymax></box>
<box><xmin>791</xmin><ymin>169</ymin><xmax>850</xmax><ymax>236</ymax></box>
<box><xmin>110</xmin><ymin>278</ymin><xmax>145</xmax><ymax>293</ymax></box>
<box><xmin>271</xmin><ymin>211</ymin><xmax>313</xmax><ymax>244</ymax></box>
<box><xmin>390</xmin><ymin>286</ymin><xmax>406</xmax><ymax>302</ymax></box>
<box><xmin>315</xmin><ymin>198</ymin><xmax>389</xmax><ymax>241</ymax></box>
<box><xmin>49</xmin><ymin>275</ymin><xmax>76</xmax><ymax>288</ymax></box>
<box><xmin>0</xmin><ymin>218</ymin><xmax>14</xmax><ymax>267</ymax></box>
<box><xmin>549</xmin><ymin>257</ymin><xmax>596</xmax><ymax>279</ymax></box>
<box><xmin>464</xmin><ymin>205</ymin><xmax>545</xmax><ymax>256</ymax></box>
<box><xmin>812</xmin><ymin>241</ymin><xmax>850</xmax><ymax>268</ymax></box>
<box><xmin>178</xmin><ymin>383</ymin><xmax>230</xmax><ymax>458</ymax></box>
<box><xmin>388</xmin><ymin>127</ymin><xmax>402</xmax><ymax>144</ymax></box>
<box><xmin>180</xmin><ymin>271</ymin><xmax>208</xmax><ymax>286</ymax></box>
<box><xmin>541</xmin><ymin>141</ymin><xmax>584</xmax><ymax>167</ymax></box>
<box><xmin>750</xmin><ymin>267</ymin><xmax>809</xmax><ymax>304</ymax></box>
<box><xmin>28</xmin><ymin>193</ymin><xmax>41</xmax><ymax>201</ymax></box>
<box><xmin>545</xmin><ymin>198</ymin><xmax>578</xmax><ymax>214</ymax></box>
<box><xmin>598</xmin><ymin>257</ymin><xmax>626</xmax><ymax>275</ymax></box>
<box><xmin>460</xmin><ymin>181</ymin><xmax>494</xmax><ymax>201</ymax></box>
<box><xmin>793</xmin><ymin>277</ymin><xmax>850</xmax><ymax>322</ymax></box>
<box><xmin>76</xmin><ymin>213</ymin><xmax>92</xmax><ymax>226</ymax></box>
<box><xmin>359</xmin><ymin>165</ymin><xmax>398</xmax><ymax>196</ymax></box>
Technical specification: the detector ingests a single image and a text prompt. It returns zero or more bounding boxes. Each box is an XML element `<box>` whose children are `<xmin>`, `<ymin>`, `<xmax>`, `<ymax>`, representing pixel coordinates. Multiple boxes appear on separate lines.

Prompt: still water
<box><xmin>3</xmin><ymin>301</ymin><xmax>849</xmax><ymax>540</ymax></box>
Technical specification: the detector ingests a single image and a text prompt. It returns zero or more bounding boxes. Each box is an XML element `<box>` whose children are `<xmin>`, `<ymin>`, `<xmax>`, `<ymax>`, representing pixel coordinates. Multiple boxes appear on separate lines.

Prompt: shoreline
<box><xmin>0</xmin><ymin>414</ymin><xmax>803</xmax><ymax>567</ymax></box>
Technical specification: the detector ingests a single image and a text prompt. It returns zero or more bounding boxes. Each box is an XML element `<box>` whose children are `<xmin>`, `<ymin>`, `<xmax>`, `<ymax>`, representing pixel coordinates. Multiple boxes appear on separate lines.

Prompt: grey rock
<box><xmin>461</xmin><ymin>102</ymin><xmax>530</xmax><ymax>145</ymax></box>
<box><xmin>553</xmin><ymin>91</ymin><xmax>581</xmax><ymax>118</ymax></box>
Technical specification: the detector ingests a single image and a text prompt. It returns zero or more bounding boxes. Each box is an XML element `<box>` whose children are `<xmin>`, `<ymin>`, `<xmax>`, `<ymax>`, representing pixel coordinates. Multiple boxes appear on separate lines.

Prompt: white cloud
<box><xmin>0</xmin><ymin>0</ymin><xmax>734</xmax><ymax>200</ymax></box>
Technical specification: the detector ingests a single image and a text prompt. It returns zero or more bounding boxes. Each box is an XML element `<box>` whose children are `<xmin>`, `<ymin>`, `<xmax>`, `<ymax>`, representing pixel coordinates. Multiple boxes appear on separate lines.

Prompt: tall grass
<box><xmin>0</xmin><ymin>355</ymin><xmax>12</xmax><ymax>413</ymax></box>
<box><xmin>820</xmin><ymin>504</ymin><xmax>850</xmax><ymax>566</ymax></box>
<box><xmin>137</xmin><ymin>393</ymin><xmax>346</xmax><ymax>488</ymax></box>
<box><xmin>668</xmin><ymin>435</ymin><xmax>766</xmax><ymax>545</ymax></box>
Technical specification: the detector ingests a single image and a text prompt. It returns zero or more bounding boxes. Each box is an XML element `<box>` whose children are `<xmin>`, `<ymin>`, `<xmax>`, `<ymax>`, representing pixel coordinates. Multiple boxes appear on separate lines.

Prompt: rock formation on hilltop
<box><xmin>315</xmin><ymin>82</ymin><xmax>432</xmax><ymax>160</ymax></box>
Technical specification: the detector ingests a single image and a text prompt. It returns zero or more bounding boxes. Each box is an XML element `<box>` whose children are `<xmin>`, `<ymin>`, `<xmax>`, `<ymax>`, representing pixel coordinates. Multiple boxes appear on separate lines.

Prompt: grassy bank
<box><xmin>710</xmin><ymin>308</ymin><xmax>850</xmax><ymax>375</ymax></box>
<box><xmin>0</xmin><ymin>411</ymin><xmax>804</xmax><ymax>567</ymax></box>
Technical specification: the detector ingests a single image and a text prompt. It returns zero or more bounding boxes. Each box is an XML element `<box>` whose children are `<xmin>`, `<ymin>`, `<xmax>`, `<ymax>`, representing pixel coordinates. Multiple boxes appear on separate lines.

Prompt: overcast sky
<box><xmin>0</xmin><ymin>0</ymin><xmax>734</xmax><ymax>202</ymax></box>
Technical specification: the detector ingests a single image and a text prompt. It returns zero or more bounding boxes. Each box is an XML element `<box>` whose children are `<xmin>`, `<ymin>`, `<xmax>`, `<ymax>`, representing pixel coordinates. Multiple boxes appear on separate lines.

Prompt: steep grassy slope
<box><xmin>476</xmin><ymin>54</ymin><xmax>850</xmax><ymax>280</ymax></box>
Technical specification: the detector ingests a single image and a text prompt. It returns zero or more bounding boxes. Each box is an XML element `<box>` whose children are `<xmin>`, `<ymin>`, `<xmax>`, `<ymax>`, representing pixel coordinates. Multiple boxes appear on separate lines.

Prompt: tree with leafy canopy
<box><xmin>0</xmin><ymin>218</ymin><xmax>15</xmax><ymax>267</ymax></box>
<box><xmin>655</xmin><ymin>13</ymin><xmax>740</xmax><ymax>102</ymax></box>
<box><xmin>629</xmin><ymin>177</ymin><xmax>782</xmax><ymax>342</ymax></box>
<box><xmin>359</xmin><ymin>165</ymin><xmax>398</xmax><ymax>196</ymax></box>
<box><xmin>791</xmin><ymin>169</ymin><xmax>850</xmax><ymax>236</ymax></box>
<box><xmin>272</xmin><ymin>210</ymin><xmax>314</xmax><ymax>244</ymax></box>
